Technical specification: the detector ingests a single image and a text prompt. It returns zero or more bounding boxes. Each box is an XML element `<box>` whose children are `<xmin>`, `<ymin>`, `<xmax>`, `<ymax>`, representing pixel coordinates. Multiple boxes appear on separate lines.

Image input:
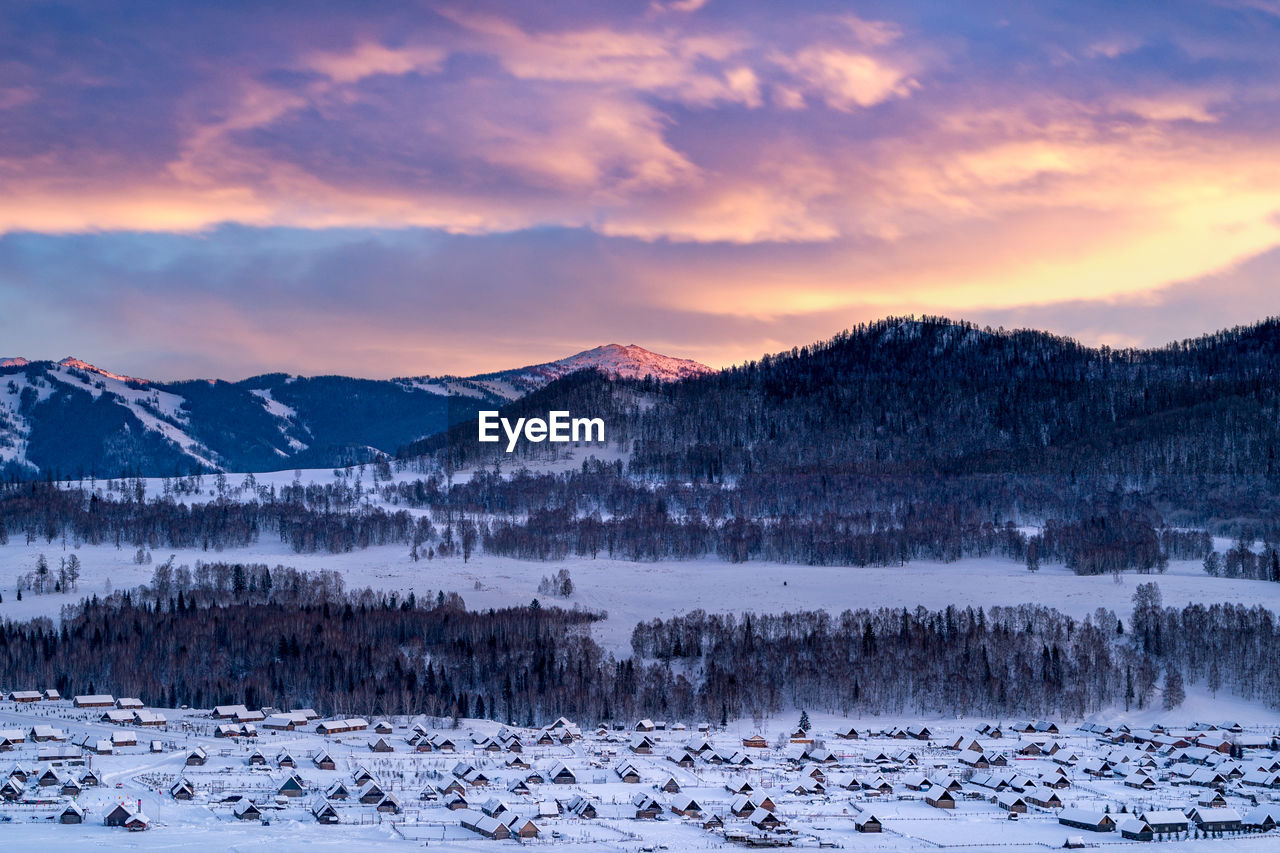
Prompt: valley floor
<box><xmin>1</xmin><ymin>538</ymin><xmax>1277</xmax><ymax>653</ymax></box>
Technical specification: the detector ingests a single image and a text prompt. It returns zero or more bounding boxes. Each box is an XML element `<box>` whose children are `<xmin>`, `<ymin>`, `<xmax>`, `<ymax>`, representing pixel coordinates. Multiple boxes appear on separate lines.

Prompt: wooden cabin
<box><xmin>925</xmin><ymin>789</ymin><xmax>957</xmax><ymax>809</ymax></box>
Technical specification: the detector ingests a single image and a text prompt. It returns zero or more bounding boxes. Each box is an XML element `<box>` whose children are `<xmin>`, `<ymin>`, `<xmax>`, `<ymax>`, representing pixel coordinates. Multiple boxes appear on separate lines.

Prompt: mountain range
<box><xmin>0</xmin><ymin>344</ymin><xmax>710</xmax><ymax>478</ymax></box>
<box><xmin>410</xmin><ymin>316</ymin><xmax>1280</xmax><ymax>538</ymax></box>
<box><xmin>13</xmin><ymin>312</ymin><xmax>1280</xmax><ymax>527</ymax></box>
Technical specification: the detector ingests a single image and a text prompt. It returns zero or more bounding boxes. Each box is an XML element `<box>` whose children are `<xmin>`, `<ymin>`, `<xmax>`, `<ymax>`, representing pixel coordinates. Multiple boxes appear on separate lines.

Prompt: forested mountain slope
<box><xmin>407</xmin><ymin>317</ymin><xmax>1280</xmax><ymax>559</ymax></box>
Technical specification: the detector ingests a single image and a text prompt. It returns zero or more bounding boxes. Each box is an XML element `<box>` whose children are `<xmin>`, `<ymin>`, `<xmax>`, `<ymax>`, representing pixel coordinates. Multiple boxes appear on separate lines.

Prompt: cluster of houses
<box><xmin>8</xmin><ymin>690</ymin><xmax>61</xmax><ymax>703</ymax></box>
<box><xmin>156</xmin><ymin>716</ymin><xmax>601</xmax><ymax>836</ymax></box>
<box><xmin>2</xmin><ymin>692</ymin><xmax>167</xmax><ymax>757</ymax></box>
<box><xmin>149</xmin><ymin>711</ymin><xmax>1280</xmax><ymax>841</ymax></box>
<box><xmin>1059</xmin><ymin>804</ymin><xmax>1280</xmax><ymax>839</ymax></box>
<box><xmin>3</xmin><ymin>762</ymin><xmax>104</xmax><ymax>804</ymax></box>
<box><xmin>1040</xmin><ymin>720</ymin><xmax>1280</xmax><ymax>839</ymax></box>
<box><xmin>2</xmin><ymin>764</ymin><xmax>150</xmax><ymax>829</ymax></box>
<box><xmin>595</xmin><ymin>715</ymin><xmax>1278</xmax><ymax>843</ymax></box>
<box><xmin>3</xmin><ymin>688</ymin><xmax>1279</xmax><ymax>844</ymax></box>
<box><xmin>209</xmin><ymin>703</ymin><xmax>265</xmax><ymax>739</ymax></box>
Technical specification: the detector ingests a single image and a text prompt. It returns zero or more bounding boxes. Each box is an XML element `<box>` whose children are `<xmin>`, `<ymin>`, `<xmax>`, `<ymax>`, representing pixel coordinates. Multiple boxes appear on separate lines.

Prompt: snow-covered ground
<box><xmin>2</xmin><ymin>535</ymin><xmax>1277</xmax><ymax>654</ymax></box>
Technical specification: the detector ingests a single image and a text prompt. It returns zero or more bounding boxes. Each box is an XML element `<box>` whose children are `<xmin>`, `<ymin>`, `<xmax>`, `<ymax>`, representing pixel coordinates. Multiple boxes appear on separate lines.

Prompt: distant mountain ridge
<box><xmin>0</xmin><ymin>344</ymin><xmax>710</xmax><ymax>478</ymax></box>
<box><xmin>421</xmin><ymin>314</ymin><xmax>1280</xmax><ymax>492</ymax></box>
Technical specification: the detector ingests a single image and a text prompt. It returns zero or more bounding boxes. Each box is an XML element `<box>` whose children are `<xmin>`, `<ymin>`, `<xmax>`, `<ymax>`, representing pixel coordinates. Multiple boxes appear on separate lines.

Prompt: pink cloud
<box><xmin>304</xmin><ymin>41</ymin><xmax>448</xmax><ymax>84</ymax></box>
<box><xmin>773</xmin><ymin>45</ymin><xmax>917</xmax><ymax>110</ymax></box>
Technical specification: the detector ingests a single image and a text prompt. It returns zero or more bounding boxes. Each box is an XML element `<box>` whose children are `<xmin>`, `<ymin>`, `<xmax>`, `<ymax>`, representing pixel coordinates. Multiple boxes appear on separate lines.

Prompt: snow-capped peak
<box><xmin>444</xmin><ymin>344</ymin><xmax>713</xmax><ymax>402</ymax></box>
<box><xmin>531</xmin><ymin>344</ymin><xmax>712</xmax><ymax>382</ymax></box>
<box><xmin>58</xmin><ymin>356</ymin><xmax>146</xmax><ymax>384</ymax></box>
<box><xmin>0</xmin><ymin>356</ymin><xmax>29</xmax><ymax>367</ymax></box>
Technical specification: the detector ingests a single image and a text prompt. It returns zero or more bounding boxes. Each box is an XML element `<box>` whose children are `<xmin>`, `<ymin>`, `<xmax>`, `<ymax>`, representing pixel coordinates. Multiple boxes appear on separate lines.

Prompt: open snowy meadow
<box><xmin>2</xmin><ymin>534</ymin><xmax>1279</xmax><ymax>655</ymax></box>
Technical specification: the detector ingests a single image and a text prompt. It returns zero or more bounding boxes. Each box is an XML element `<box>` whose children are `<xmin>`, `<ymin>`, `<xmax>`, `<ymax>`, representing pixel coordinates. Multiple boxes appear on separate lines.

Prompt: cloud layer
<box><xmin>2</xmin><ymin>1</ymin><xmax>1280</xmax><ymax>376</ymax></box>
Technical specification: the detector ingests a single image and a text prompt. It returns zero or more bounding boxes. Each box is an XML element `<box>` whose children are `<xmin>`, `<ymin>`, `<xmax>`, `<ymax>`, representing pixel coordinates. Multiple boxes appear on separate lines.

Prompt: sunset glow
<box><xmin>2</xmin><ymin>0</ymin><xmax>1280</xmax><ymax>378</ymax></box>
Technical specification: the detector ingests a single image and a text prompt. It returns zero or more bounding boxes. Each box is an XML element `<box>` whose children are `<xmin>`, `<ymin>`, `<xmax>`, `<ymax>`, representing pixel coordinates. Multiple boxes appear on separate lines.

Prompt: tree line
<box><xmin>0</xmin><ymin>480</ymin><xmax>418</xmax><ymax>554</ymax></box>
<box><xmin>480</xmin><ymin>505</ymin><xmax>1212</xmax><ymax>573</ymax></box>
<box><xmin>2</xmin><ymin>573</ymin><xmax>1275</xmax><ymax>722</ymax></box>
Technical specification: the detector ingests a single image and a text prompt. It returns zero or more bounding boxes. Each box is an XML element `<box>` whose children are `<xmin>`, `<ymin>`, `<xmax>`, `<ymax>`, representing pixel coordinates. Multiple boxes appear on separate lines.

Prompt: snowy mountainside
<box><xmin>0</xmin><ymin>345</ymin><xmax>710</xmax><ymax>478</ymax></box>
<box><xmin>1</xmin><ymin>357</ymin><xmax>221</xmax><ymax>475</ymax></box>
<box><xmin>401</xmin><ymin>343</ymin><xmax>713</xmax><ymax>402</ymax></box>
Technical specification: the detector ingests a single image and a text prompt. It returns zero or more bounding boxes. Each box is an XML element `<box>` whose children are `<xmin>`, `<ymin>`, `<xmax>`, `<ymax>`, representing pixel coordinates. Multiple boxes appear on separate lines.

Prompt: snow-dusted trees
<box><xmin>34</xmin><ymin>553</ymin><xmax>49</xmax><ymax>593</ymax></box>
<box><xmin>537</xmin><ymin>569</ymin><xmax>575</xmax><ymax>598</ymax></box>
<box><xmin>14</xmin><ymin>552</ymin><xmax>69</xmax><ymax>595</ymax></box>
<box><xmin>633</xmin><ymin>598</ymin><xmax>1280</xmax><ymax>718</ymax></box>
<box><xmin>0</xmin><ymin>582</ymin><xmax>585</xmax><ymax>719</ymax></box>
<box><xmin>0</xmin><ymin>587</ymin><xmax>1277</xmax><ymax>720</ymax></box>
<box><xmin>1208</xmin><ymin>539</ymin><xmax>1280</xmax><ymax>581</ymax></box>
<box><xmin>378</xmin><ymin>461</ymin><xmax>1222</xmax><ymax>573</ymax></box>
<box><xmin>0</xmin><ymin>480</ymin><xmax>420</xmax><ymax>555</ymax></box>
<box><xmin>1162</xmin><ymin>665</ymin><xmax>1185</xmax><ymax>710</ymax></box>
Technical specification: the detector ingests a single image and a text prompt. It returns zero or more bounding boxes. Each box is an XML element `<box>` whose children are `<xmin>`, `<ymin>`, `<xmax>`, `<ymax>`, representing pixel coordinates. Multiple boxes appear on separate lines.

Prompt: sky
<box><xmin>2</xmin><ymin>0</ymin><xmax>1280</xmax><ymax>379</ymax></box>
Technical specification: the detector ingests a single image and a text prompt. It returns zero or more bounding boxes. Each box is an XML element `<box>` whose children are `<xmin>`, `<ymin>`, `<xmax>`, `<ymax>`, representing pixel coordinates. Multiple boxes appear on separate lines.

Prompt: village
<box><xmin>0</xmin><ymin>690</ymin><xmax>1278</xmax><ymax>849</ymax></box>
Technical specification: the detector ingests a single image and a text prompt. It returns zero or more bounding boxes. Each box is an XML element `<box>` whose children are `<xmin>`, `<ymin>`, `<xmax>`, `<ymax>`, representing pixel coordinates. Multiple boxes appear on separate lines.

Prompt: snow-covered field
<box><xmin>0</xmin><ymin>698</ymin><xmax>1276</xmax><ymax>850</ymax></box>
<box><xmin>2</xmin><ymin>535</ymin><xmax>1278</xmax><ymax>654</ymax></box>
